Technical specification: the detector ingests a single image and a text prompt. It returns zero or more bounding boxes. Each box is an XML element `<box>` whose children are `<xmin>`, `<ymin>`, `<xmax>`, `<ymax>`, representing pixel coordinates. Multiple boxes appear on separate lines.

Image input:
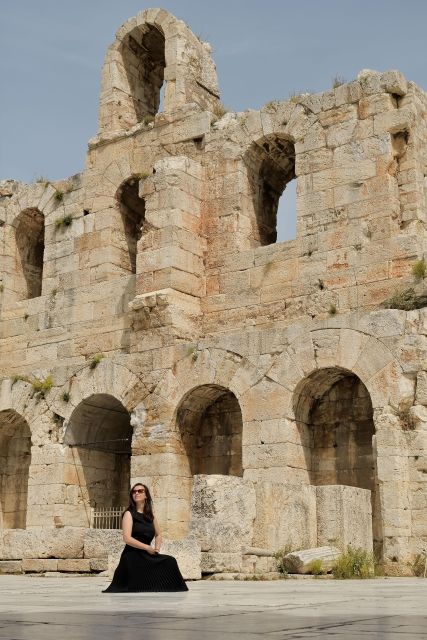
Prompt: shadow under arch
<box><xmin>0</xmin><ymin>409</ymin><xmax>31</xmax><ymax>529</ymax></box>
<box><xmin>176</xmin><ymin>384</ymin><xmax>243</xmax><ymax>477</ymax></box>
<box><xmin>65</xmin><ymin>394</ymin><xmax>132</xmax><ymax>516</ymax></box>
<box><xmin>293</xmin><ymin>366</ymin><xmax>381</xmax><ymax>553</ymax></box>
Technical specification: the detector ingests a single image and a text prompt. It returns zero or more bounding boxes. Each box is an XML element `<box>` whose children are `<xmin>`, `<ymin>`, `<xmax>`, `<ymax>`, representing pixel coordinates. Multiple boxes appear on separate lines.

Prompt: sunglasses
<box><xmin>132</xmin><ymin>488</ymin><xmax>145</xmax><ymax>494</ymax></box>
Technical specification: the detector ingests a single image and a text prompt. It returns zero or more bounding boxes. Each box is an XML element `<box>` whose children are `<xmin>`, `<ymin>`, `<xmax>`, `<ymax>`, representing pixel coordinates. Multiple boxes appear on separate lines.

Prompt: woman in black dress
<box><xmin>103</xmin><ymin>483</ymin><xmax>188</xmax><ymax>592</ymax></box>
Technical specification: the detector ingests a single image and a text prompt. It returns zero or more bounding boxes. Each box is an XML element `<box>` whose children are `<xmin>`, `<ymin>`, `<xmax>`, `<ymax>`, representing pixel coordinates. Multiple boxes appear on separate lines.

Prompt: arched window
<box><xmin>116</xmin><ymin>177</ymin><xmax>146</xmax><ymax>274</ymax></box>
<box><xmin>121</xmin><ymin>24</ymin><xmax>166</xmax><ymax>125</ymax></box>
<box><xmin>246</xmin><ymin>135</ymin><xmax>296</xmax><ymax>246</ymax></box>
<box><xmin>15</xmin><ymin>208</ymin><xmax>44</xmax><ymax>299</ymax></box>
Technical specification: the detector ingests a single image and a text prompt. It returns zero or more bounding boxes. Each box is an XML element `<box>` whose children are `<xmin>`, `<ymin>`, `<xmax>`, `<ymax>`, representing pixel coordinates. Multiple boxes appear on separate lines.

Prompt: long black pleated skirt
<box><xmin>103</xmin><ymin>546</ymin><xmax>188</xmax><ymax>593</ymax></box>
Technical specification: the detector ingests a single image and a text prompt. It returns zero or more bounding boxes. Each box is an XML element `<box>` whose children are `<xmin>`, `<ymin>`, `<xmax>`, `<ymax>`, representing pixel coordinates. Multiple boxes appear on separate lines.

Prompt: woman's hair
<box><xmin>126</xmin><ymin>483</ymin><xmax>154</xmax><ymax>522</ymax></box>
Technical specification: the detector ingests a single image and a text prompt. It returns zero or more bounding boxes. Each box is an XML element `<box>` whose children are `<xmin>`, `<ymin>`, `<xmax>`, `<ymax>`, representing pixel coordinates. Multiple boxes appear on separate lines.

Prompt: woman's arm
<box><xmin>153</xmin><ymin>517</ymin><xmax>163</xmax><ymax>553</ymax></box>
<box><xmin>122</xmin><ymin>511</ymin><xmax>156</xmax><ymax>554</ymax></box>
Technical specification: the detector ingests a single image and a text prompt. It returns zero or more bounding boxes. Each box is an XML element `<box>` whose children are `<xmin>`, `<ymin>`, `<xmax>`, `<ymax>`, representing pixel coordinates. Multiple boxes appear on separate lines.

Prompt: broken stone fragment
<box><xmin>284</xmin><ymin>546</ymin><xmax>341</xmax><ymax>574</ymax></box>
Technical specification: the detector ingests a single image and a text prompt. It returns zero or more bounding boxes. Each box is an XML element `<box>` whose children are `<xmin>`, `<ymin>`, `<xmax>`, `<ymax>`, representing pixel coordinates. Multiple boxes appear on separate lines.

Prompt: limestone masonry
<box><xmin>0</xmin><ymin>8</ymin><xmax>426</xmax><ymax>577</ymax></box>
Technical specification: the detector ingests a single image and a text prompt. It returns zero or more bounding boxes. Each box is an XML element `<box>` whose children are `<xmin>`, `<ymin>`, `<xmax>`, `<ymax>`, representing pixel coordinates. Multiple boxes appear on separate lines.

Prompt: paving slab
<box><xmin>0</xmin><ymin>576</ymin><xmax>426</xmax><ymax>639</ymax></box>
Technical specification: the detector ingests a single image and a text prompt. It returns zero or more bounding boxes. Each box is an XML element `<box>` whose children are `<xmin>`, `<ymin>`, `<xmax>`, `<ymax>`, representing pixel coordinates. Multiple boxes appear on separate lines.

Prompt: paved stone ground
<box><xmin>0</xmin><ymin>576</ymin><xmax>425</xmax><ymax>639</ymax></box>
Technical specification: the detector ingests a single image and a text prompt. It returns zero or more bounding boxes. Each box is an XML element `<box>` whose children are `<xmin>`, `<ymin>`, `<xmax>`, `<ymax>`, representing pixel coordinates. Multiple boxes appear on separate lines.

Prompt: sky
<box><xmin>1</xmin><ymin>0</ymin><xmax>426</xmax><ymax>241</ymax></box>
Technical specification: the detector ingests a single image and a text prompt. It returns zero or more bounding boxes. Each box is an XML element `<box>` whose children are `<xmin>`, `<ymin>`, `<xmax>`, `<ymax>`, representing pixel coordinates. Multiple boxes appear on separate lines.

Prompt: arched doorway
<box><xmin>65</xmin><ymin>395</ymin><xmax>132</xmax><ymax>514</ymax></box>
<box><xmin>177</xmin><ymin>385</ymin><xmax>243</xmax><ymax>477</ymax></box>
<box><xmin>0</xmin><ymin>410</ymin><xmax>31</xmax><ymax>529</ymax></box>
<box><xmin>294</xmin><ymin>367</ymin><xmax>380</xmax><ymax>550</ymax></box>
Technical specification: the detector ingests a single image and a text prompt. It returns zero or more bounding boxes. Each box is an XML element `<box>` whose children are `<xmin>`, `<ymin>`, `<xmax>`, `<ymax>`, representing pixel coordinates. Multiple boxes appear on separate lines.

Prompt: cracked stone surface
<box><xmin>0</xmin><ymin>576</ymin><xmax>426</xmax><ymax>639</ymax></box>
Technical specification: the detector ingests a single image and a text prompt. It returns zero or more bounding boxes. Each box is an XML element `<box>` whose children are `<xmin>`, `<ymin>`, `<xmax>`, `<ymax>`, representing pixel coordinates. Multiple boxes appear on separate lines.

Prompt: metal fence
<box><xmin>91</xmin><ymin>506</ymin><xmax>125</xmax><ymax>529</ymax></box>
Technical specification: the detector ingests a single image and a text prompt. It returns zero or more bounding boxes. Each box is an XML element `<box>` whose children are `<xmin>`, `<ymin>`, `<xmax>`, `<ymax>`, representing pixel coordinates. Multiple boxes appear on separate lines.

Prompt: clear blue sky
<box><xmin>1</xmin><ymin>0</ymin><xmax>426</xmax><ymax>240</ymax></box>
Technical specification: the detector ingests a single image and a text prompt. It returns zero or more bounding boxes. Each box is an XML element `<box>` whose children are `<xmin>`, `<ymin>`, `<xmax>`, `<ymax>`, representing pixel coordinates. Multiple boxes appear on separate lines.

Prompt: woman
<box><xmin>103</xmin><ymin>483</ymin><xmax>188</xmax><ymax>592</ymax></box>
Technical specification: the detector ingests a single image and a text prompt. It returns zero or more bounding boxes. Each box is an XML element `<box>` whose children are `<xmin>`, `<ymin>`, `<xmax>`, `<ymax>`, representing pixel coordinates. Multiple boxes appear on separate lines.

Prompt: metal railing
<box><xmin>91</xmin><ymin>506</ymin><xmax>125</xmax><ymax>529</ymax></box>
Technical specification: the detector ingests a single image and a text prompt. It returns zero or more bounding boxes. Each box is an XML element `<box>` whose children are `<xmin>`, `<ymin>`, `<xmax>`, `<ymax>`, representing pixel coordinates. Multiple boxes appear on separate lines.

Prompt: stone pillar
<box><xmin>129</xmin><ymin>156</ymin><xmax>204</xmax><ymax>343</ymax></box>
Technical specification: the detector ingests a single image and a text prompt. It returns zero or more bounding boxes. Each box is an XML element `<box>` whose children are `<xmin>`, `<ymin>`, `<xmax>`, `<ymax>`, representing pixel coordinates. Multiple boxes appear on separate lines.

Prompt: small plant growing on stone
<box><xmin>382</xmin><ymin>288</ymin><xmax>427</xmax><ymax>311</ymax></box>
<box><xmin>55</xmin><ymin>214</ymin><xmax>73</xmax><ymax>229</ymax></box>
<box><xmin>274</xmin><ymin>544</ymin><xmax>293</xmax><ymax>575</ymax></box>
<box><xmin>135</xmin><ymin>171</ymin><xmax>150</xmax><ymax>180</ymax></box>
<box><xmin>11</xmin><ymin>374</ymin><xmax>29</xmax><ymax>386</ymax></box>
<box><xmin>54</xmin><ymin>189</ymin><xmax>64</xmax><ymax>202</ymax></box>
<box><xmin>332</xmin><ymin>547</ymin><xmax>375</xmax><ymax>579</ymax></box>
<box><xmin>31</xmin><ymin>375</ymin><xmax>54</xmax><ymax>399</ymax></box>
<box><xmin>328</xmin><ymin>303</ymin><xmax>337</xmax><ymax>315</ymax></box>
<box><xmin>212</xmin><ymin>101</ymin><xmax>229</xmax><ymax>120</ymax></box>
<box><xmin>0</xmin><ymin>284</ymin><xmax>4</xmax><ymax>293</ymax></box>
<box><xmin>308</xmin><ymin>559</ymin><xmax>326</xmax><ymax>575</ymax></box>
<box><xmin>332</xmin><ymin>74</ymin><xmax>346</xmax><ymax>89</ymax></box>
<box><xmin>187</xmin><ymin>347</ymin><xmax>198</xmax><ymax>362</ymax></box>
<box><xmin>412</xmin><ymin>259</ymin><xmax>427</xmax><ymax>280</ymax></box>
<box><xmin>61</xmin><ymin>391</ymin><xmax>70</xmax><ymax>403</ymax></box>
<box><xmin>89</xmin><ymin>353</ymin><xmax>105</xmax><ymax>370</ymax></box>
<box><xmin>35</xmin><ymin>175</ymin><xmax>50</xmax><ymax>186</ymax></box>
<box><xmin>412</xmin><ymin>553</ymin><xmax>427</xmax><ymax>577</ymax></box>
<box><xmin>141</xmin><ymin>115</ymin><xmax>154</xmax><ymax>127</ymax></box>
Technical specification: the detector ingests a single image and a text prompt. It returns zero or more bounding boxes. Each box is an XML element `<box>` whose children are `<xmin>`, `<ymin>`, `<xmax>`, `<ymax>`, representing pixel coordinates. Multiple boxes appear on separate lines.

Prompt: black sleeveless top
<box><xmin>127</xmin><ymin>509</ymin><xmax>155</xmax><ymax>545</ymax></box>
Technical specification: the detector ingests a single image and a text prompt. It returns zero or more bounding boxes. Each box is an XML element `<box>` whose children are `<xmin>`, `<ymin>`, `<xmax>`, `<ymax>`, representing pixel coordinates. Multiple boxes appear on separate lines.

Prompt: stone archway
<box><xmin>293</xmin><ymin>367</ymin><xmax>379</xmax><ymax>550</ymax></box>
<box><xmin>177</xmin><ymin>384</ymin><xmax>243</xmax><ymax>477</ymax></box>
<box><xmin>66</xmin><ymin>394</ymin><xmax>132</xmax><ymax>511</ymax></box>
<box><xmin>0</xmin><ymin>409</ymin><xmax>31</xmax><ymax>529</ymax></box>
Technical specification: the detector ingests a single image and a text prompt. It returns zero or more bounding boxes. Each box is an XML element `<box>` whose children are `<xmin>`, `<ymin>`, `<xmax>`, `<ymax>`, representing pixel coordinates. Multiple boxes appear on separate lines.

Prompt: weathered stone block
<box><xmin>252</xmin><ymin>482</ymin><xmax>317</xmax><ymax>552</ymax></box>
<box><xmin>57</xmin><ymin>559</ymin><xmax>91</xmax><ymax>572</ymax></box>
<box><xmin>83</xmin><ymin>529</ymin><xmax>123</xmax><ymax>559</ymax></box>
<box><xmin>189</xmin><ymin>475</ymin><xmax>256</xmax><ymax>552</ymax></box>
<box><xmin>316</xmin><ymin>485</ymin><xmax>373</xmax><ymax>552</ymax></box>
<box><xmin>0</xmin><ymin>560</ymin><xmax>22</xmax><ymax>574</ymax></box>
<box><xmin>201</xmin><ymin>552</ymin><xmax>242</xmax><ymax>573</ymax></box>
<box><xmin>22</xmin><ymin>558</ymin><xmax>58</xmax><ymax>572</ymax></box>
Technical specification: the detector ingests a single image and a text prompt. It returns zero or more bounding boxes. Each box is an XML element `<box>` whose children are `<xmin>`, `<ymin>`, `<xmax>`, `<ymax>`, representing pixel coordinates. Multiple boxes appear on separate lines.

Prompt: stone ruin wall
<box><xmin>0</xmin><ymin>8</ymin><xmax>427</xmax><ymax>576</ymax></box>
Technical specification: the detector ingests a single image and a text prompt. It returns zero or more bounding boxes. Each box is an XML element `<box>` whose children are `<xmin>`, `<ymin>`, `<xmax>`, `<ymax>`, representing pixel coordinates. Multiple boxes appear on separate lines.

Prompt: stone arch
<box><xmin>98</xmin><ymin>9</ymin><xmax>219</xmax><ymax>135</ymax></box>
<box><xmin>54</xmin><ymin>357</ymin><xmax>145</xmax><ymax>425</ymax></box>
<box><xmin>267</xmin><ymin>327</ymin><xmax>403</xmax><ymax>411</ymax></box>
<box><xmin>65</xmin><ymin>394</ymin><xmax>132</xmax><ymax>512</ymax></box>
<box><xmin>293</xmin><ymin>366</ymin><xmax>380</xmax><ymax>551</ymax></box>
<box><xmin>115</xmin><ymin>176</ymin><xmax>147</xmax><ymax>274</ymax></box>
<box><xmin>0</xmin><ymin>409</ymin><xmax>31</xmax><ymax>529</ymax></box>
<box><xmin>176</xmin><ymin>384</ymin><xmax>243</xmax><ymax>477</ymax></box>
<box><xmin>14</xmin><ymin>207</ymin><xmax>45</xmax><ymax>299</ymax></box>
<box><xmin>266</xmin><ymin>326</ymin><xmax>407</xmax><ymax>557</ymax></box>
<box><xmin>245</xmin><ymin>133</ymin><xmax>296</xmax><ymax>245</ymax></box>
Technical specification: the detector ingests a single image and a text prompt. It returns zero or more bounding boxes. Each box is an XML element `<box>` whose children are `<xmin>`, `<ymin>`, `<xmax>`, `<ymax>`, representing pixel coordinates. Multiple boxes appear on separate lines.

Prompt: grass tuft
<box><xmin>332</xmin><ymin>547</ymin><xmax>375</xmax><ymax>579</ymax></box>
<box><xmin>382</xmin><ymin>288</ymin><xmax>427</xmax><ymax>311</ymax></box>
<box><xmin>89</xmin><ymin>353</ymin><xmax>105</xmax><ymax>370</ymax></box>
<box><xmin>412</xmin><ymin>259</ymin><xmax>426</xmax><ymax>280</ymax></box>
<box><xmin>55</xmin><ymin>214</ymin><xmax>73</xmax><ymax>229</ymax></box>
<box><xmin>30</xmin><ymin>375</ymin><xmax>54</xmax><ymax>399</ymax></box>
